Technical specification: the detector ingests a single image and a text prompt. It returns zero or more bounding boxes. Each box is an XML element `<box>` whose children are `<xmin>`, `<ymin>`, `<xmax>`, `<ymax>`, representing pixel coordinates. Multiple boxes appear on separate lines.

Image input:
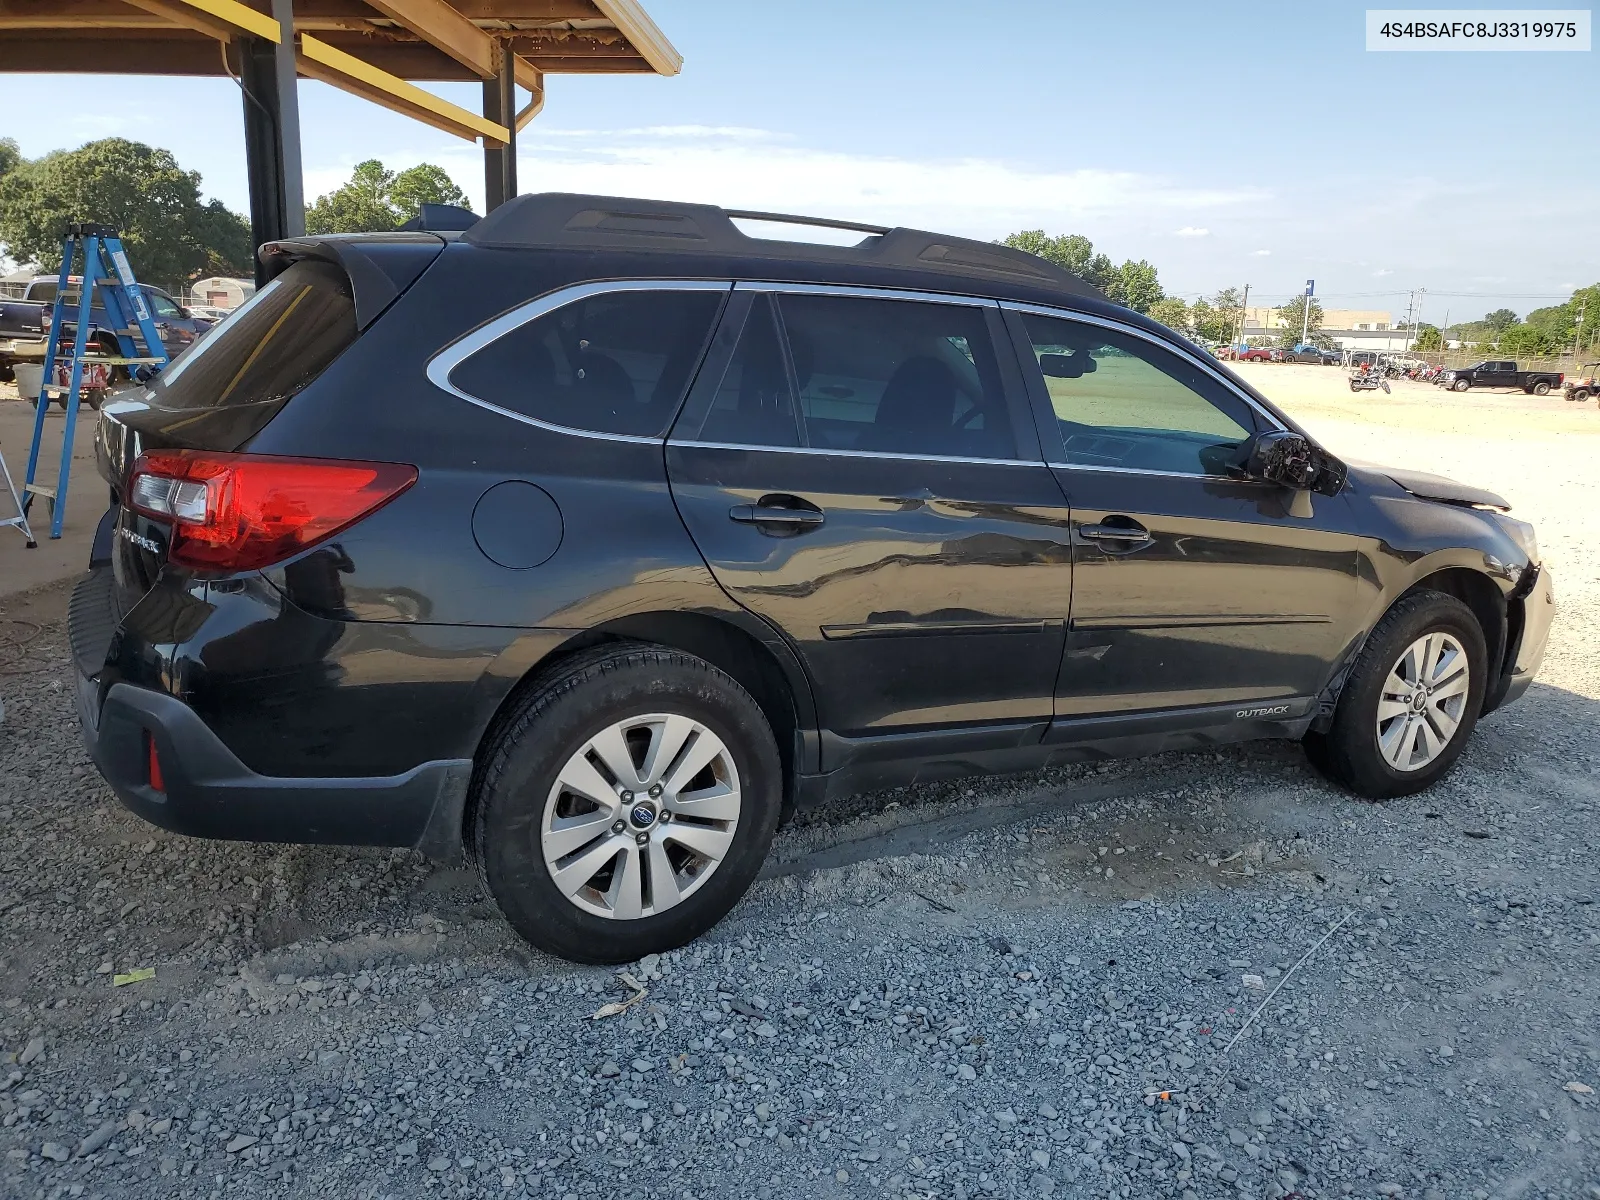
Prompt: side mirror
<box><xmin>1245</xmin><ymin>430</ymin><xmax>1346</xmax><ymax>496</ymax></box>
<box><xmin>1040</xmin><ymin>352</ymin><xmax>1096</xmax><ymax>379</ymax></box>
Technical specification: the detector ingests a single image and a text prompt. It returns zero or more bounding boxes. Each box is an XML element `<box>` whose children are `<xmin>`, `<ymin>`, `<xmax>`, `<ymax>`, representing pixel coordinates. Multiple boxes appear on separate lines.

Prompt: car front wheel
<box><xmin>473</xmin><ymin>643</ymin><xmax>782</xmax><ymax>964</ymax></box>
<box><xmin>1304</xmin><ymin>590</ymin><xmax>1487</xmax><ymax>799</ymax></box>
<box><xmin>1451</xmin><ymin>379</ymin><xmax>1470</xmax><ymax>391</ymax></box>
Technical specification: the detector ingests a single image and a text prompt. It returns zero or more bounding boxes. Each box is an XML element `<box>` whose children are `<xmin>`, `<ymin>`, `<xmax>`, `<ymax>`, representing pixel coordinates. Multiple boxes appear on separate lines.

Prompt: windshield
<box><xmin>145</xmin><ymin>260</ymin><xmax>356</xmax><ymax>411</ymax></box>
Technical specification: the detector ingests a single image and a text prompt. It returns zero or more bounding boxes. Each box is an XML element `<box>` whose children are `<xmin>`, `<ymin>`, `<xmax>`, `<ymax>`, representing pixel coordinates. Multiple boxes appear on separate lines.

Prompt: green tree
<box><xmin>1274</xmin><ymin>295</ymin><xmax>1324</xmax><ymax>347</ymax></box>
<box><xmin>1483</xmin><ymin>308</ymin><xmax>1519</xmax><ymax>335</ymax></box>
<box><xmin>388</xmin><ymin>163</ymin><xmax>469</xmax><ymax>223</ymax></box>
<box><xmin>0</xmin><ymin>138</ymin><xmax>251</xmax><ymax>288</ymax></box>
<box><xmin>1104</xmin><ymin>259</ymin><xmax>1163</xmax><ymax>314</ymax></box>
<box><xmin>305</xmin><ymin>159</ymin><xmax>472</xmax><ymax>234</ymax></box>
<box><xmin>1192</xmin><ymin>287</ymin><xmax>1243</xmax><ymax>345</ymax></box>
<box><xmin>1414</xmin><ymin>323</ymin><xmax>1443</xmax><ymax>352</ymax></box>
<box><xmin>1146</xmin><ymin>296</ymin><xmax>1189</xmax><ymax>334</ymax></box>
<box><xmin>1000</xmin><ymin>230</ymin><xmax>1165</xmax><ymax>312</ymax></box>
<box><xmin>0</xmin><ymin>137</ymin><xmax>20</xmax><ymax>181</ymax></box>
<box><xmin>305</xmin><ymin>159</ymin><xmax>397</xmax><ymax>234</ymax></box>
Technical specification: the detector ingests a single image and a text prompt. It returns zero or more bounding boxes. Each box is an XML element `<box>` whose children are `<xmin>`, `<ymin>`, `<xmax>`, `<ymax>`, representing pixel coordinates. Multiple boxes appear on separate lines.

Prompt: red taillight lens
<box><xmin>127</xmin><ymin>451</ymin><xmax>417</xmax><ymax>572</ymax></box>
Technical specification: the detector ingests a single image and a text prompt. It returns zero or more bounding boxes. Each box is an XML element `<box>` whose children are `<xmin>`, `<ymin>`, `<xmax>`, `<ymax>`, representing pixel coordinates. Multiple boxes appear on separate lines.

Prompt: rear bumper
<box><xmin>78</xmin><ymin>677</ymin><xmax>470</xmax><ymax>851</ymax></box>
<box><xmin>69</xmin><ymin>566</ymin><xmax>471</xmax><ymax>853</ymax></box>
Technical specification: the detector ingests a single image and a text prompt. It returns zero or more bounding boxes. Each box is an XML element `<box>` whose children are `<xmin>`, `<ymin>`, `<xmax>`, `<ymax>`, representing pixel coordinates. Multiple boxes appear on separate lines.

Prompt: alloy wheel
<box><xmin>1375</xmin><ymin>632</ymin><xmax>1471</xmax><ymax>772</ymax></box>
<box><xmin>540</xmin><ymin>712</ymin><xmax>742</xmax><ymax>919</ymax></box>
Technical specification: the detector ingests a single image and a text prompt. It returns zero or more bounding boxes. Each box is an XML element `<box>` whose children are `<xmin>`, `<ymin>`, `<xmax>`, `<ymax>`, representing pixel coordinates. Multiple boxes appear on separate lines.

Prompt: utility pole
<box><xmin>1235</xmin><ymin>283</ymin><xmax>1250</xmax><ymax>349</ymax></box>
<box><xmin>1575</xmin><ymin>296</ymin><xmax>1588</xmax><ymax>360</ymax></box>
<box><xmin>1300</xmin><ymin>279</ymin><xmax>1314</xmax><ymax>347</ymax></box>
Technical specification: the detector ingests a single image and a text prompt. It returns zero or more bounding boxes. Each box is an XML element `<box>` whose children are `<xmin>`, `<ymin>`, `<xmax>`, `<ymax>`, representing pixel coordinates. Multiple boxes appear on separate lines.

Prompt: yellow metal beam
<box><xmin>130</xmin><ymin>0</ymin><xmax>281</xmax><ymax>40</ymax></box>
<box><xmin>362</xmin><ymin>0</ymin><xmax>495</xmax><ymax>77</ymax></box>
<box><xmin>298</xmin><ymin>32</ymin><xmax>509</xmax><ymax>144</ymax></box>
<box><xmin>591</xmin><ymin>0</ymin><xmax>678</xmax><ymax>75</ymax></box>
<box><xmin>120</xmin><ymin>0</ymin><xmax>238</xmax><ymax>40</ymax></box>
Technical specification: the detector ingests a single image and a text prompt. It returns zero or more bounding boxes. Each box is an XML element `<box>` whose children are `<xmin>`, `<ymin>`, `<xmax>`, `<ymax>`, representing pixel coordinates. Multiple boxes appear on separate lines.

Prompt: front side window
<box><xmin>147</xmin><ymin>291</ymin><xmax>182</xmax><ymax>318</ymax></box>
<box><xmin>1020</xmin><ymin>312</ymin><xmax>1257</xmax><ymax>476</ymax></box>
<box><xmin>452</xmin><ymin>289</ymin><xmax>724</xmax><ymax>438</ymax></box>
<box><xmin>776</xmin><ymin>294</ymin><xmax>1017</xmax><ymax>459</ymax></box>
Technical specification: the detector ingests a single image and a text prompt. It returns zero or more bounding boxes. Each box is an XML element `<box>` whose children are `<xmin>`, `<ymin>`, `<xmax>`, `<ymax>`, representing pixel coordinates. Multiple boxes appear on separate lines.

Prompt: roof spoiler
<box><xmin>258</xmin><ymin>232</ymin><xmax>447</xmax><ymax>329</ymax></box>
<box><xmin>462</xmin><ymin>192</ymin><xmax>1103</xmax><ymax>299</ymax></box>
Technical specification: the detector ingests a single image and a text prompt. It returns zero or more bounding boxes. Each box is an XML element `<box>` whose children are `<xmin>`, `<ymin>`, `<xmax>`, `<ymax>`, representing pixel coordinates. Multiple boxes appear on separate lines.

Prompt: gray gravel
<box><xmin>3</xmin><ymin>384</ymin><xmax>1599</xmax><ymax>1199</ymax></box>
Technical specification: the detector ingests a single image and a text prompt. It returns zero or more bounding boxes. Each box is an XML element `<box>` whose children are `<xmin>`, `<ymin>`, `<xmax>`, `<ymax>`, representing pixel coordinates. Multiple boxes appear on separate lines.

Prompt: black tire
<box><xmin>473</xmin><ymin>642</ymin><xmax>782</xmax><ymax>964</ymax></box>
<box><xmin>1531</xmin><ymin>381</ymin><xmax>1551</xmax><ymax>396</ymax></box>
<box><xmin>1572</xmin><ymin>389</ymin><xmax>1591</xmax><ymax>402</ymax></box>
<box><xmin>1304</xmin><ymin>590</ymin><xmax>1487</xmax><ymax>799</ymax></box>
<box><xmin>1451</xmin><ymin>378</ymin><xmax>1470</xmax><ymax>392</ymax></box>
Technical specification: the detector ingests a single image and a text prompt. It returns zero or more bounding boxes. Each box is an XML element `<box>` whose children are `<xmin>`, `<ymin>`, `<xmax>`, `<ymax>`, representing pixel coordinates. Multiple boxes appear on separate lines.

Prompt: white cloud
<box><xmin>341</xmin><ymin>125</ymin><xmax>1269</xmax><ymax>245</ymax></box>
<box><xmin>1174</xmin><ymin>226</ymin><xmax>1209</xmax><ymax>237</ymax></box>
<box><xmin>1251</xmin><ymin>249</ymin><xmax>1272</xmax><ymax>256</ymax></box>
<box><xmin>1373</xmin><ymin>268</ymin><xmax>1393</xmax><ymax>277</ymax></box>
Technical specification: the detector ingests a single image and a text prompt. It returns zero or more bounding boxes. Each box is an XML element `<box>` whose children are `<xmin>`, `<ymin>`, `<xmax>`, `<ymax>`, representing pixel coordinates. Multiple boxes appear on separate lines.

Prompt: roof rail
<box><xmin>724</xmin><ymin>209</ymin><xmax>890</xmax><ymax>236</ymax></box>
<box><xmin>462</xmin><ymin>193</ymin><xmax>1100</xmax><ymax>299</ymax></box>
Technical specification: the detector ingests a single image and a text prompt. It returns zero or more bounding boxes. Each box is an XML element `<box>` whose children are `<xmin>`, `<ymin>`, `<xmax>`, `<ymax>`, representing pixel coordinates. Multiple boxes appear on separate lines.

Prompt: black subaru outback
<box><xmin>71</xmin><ymin>193</ymin><xmax>1553</xmax><ymax>963</ymax></box>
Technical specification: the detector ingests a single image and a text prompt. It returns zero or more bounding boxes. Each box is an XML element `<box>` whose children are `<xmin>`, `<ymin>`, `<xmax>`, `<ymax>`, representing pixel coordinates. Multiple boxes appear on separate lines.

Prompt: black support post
<box><xmin>238</xmin><ymin>0</ymin><xmax>304</xmax><ymax>285</ymax></box>
<box><xmin>482</xmin><ymin>47</ymin><xmax>516</xmax><ymax>211</ymax></box>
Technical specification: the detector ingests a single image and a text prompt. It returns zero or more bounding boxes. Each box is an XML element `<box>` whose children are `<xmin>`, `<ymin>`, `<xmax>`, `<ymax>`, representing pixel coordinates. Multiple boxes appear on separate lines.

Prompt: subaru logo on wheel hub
<box><xmin>629</xmin><ymin>803</ymin><xmax>657</xmax><ymax>828</ymax></box>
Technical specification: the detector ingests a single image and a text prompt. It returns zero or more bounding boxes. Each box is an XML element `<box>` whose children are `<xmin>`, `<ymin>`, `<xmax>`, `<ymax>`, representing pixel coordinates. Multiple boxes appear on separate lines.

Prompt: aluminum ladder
<box><xmin>21</xmin><ymin>224</ymin><xmax>169</xmax><ymax>541</ymax></box>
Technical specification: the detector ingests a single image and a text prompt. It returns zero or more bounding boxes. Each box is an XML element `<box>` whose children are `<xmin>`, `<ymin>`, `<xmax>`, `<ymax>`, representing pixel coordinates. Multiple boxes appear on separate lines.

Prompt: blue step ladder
<box><xmin>21</xmin><ymin>224</ymin><xmax>169</xmax><ymax>541</ymax></box>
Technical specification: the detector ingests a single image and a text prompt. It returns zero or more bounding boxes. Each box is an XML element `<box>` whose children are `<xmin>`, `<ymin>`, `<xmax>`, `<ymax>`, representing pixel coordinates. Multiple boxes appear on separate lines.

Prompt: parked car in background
<box><xmin>186</xmin><ymin>304</ymin><xmax>234</xmax><ymax>323</ymax></box>
<box><xmin>70</xmin><ymin>193</ymin><xmax>1553</xmax><ymax>963</ymax></box>
<box><xmin>1563</xmin><ymin>363</ymin><xmax>1598</xmax><ymax>402</ymax></box>
<box><xmin>1280</xmin><ymin>344</ymin><xmax>1326</xmax><ymax>364</ymax></box>
<box><xmin>1319</xmin><ymin>349</ymin><xmax>1342</xmax><ymax>365</ymax></box>
<box><xmin>0</xmin><ymin>275</ymin><xmax>212</xmax><ymax>384</ymax></box>
<box><xmin>1443</xmin><ymin>360</ymin><xmax>1564</xmax><ymax>395</ymax></box>
<box><xmin>1238</xmin><ymin>346</ymin><xmax>1274</xmax><ymax>362</ymax></box>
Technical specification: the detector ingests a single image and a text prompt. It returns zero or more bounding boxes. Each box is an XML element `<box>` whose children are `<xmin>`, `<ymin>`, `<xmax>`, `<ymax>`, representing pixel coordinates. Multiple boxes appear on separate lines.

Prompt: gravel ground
<box><xmin>2</xmin><ymin>373</ymin><xmax>1598</xmax><ymax>1200</ymax></box>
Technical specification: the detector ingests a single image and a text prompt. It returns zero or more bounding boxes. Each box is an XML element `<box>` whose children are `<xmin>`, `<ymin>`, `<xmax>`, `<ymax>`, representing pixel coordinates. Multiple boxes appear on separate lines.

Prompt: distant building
<box><xmin>187</xmin><ymin>277</ymin><xmax>256</xmax><ymax>310</ymax></box>
<box><xmin>1242</xmin><ymin>306</ymin><xmax>1394</xmax><ymax>332</ymax></box>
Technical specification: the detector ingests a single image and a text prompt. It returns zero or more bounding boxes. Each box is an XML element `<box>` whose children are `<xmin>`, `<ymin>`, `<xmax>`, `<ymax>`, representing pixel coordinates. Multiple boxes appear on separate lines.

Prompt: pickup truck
<box><xmin>1442</xmin><ymin>359</ymin><xmax>1565</xmax><ymax>395</ymax></box>
<box><xmin>1280</xmin><ymin>344</ymin><xmax>1328</xmax><ymax>364</ymax></box>
<box><xmin>0</xmin><ymin>276</ymin><xmax>211</xmax><ymax>382</ymax></box>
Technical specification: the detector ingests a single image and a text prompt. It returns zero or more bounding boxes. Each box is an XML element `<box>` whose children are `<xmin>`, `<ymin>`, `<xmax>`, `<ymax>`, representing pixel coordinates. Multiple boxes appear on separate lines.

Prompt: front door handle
<box><xmin>1080</xmin><ymin>519</ymin><xmax>1152</xmax><ymax>548</ymax></box>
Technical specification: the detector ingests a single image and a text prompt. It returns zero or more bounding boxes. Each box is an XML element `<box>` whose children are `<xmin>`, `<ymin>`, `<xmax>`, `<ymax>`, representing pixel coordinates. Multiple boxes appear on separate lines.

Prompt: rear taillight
<box><xmin>127</xmin><ymin>451</ymin><xmax>417</xmax><ymax>572</ymax></box>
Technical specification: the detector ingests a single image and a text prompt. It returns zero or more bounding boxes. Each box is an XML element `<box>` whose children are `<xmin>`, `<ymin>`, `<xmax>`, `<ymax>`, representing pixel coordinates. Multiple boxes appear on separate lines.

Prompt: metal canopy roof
<box><xmin>0</xmin><ymin>0</ymin><xmax>679</xmax><ymax>142</ymax></box>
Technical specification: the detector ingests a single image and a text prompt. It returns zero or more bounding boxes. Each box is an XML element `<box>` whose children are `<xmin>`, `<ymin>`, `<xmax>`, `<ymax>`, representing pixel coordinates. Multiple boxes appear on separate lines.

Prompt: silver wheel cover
<box><xmin>540</xmin><ymin>713</ymin><xmax>741</xmax><ymax>920</ymax></box>
<box><xmin>1375</xmin><ymin>632</ymin><xmax>1471</xmax><ymax>772</ymax></box>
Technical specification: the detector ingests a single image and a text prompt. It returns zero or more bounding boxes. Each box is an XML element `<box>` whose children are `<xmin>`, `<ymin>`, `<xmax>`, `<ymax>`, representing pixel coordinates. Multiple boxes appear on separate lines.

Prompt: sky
<box><xmin>1</xmin><ymin>0</ymin><xmax>1595</xmax><ymax>324</ymax></box>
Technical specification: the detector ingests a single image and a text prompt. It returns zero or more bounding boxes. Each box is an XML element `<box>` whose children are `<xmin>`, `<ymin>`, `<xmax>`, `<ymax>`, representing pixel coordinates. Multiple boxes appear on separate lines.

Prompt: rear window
<box><xmin>450</xmin><ymin>289</ymin><xmax>724</xmax><ymax>438</ymax></box>
<box><xmin>144</xmin><ymin>261</ymin><xmax>356</xmax><ymax>411</ymax></box>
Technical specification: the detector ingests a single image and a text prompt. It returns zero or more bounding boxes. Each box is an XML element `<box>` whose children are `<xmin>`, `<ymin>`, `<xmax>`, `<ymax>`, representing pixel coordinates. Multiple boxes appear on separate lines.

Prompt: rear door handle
<box><xmin>1079</xmin><ymin>520</ymin><xmax>1152</xmax><ymax>547</ymax></box>
<box><xmin>730</xmin><ymin>504</ymin><xmax>825</xmax><ymax>527</ymax></box>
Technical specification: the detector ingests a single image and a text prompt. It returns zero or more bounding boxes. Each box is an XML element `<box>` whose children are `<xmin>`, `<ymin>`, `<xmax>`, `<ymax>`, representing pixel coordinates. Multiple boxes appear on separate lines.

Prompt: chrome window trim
<box><xmin>425</xmin><ymin>278</ymin><xmax>735</xmax><ymax>443</ymax></box>
<box><xmin>1000</xmin><ymin>300</ymin><xmax>1288</xmax><ymax>433</ymax></box>
<box><xmin>670</xmin><ymin>438</ymin><xmax>1046</xmax><ymax>468</ymax></box>
<box><xmin>1044</xmin><ymin>461</ymin><xmax>1268</xmax><ymax>484</ymax></box>
<box><xmin>736</xmin><ymin>280</ymin><xmax>999</xmax><ymax>308</ymax></box>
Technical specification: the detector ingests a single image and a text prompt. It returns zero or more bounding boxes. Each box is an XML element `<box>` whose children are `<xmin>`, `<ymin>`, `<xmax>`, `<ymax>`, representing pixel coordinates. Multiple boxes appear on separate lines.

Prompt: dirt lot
<box><xmin>1</xmin><ymin>369</ymin><xmax>1597</xmax><ymax>1200</ymax></box>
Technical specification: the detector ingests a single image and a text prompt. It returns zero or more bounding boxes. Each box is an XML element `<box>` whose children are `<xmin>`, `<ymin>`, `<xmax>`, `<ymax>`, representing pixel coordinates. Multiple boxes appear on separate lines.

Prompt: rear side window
<box><xmin>146</xmin><ymin>260</ymin><xmax>356</xmax><ymax>411</ymax></box>
<box><xmin>776</xmin><ymin>294</ymin><xmax>1017</xmax><ymax>459</ymax></box>
<box><xmin>452</xmin><ymin>289</ymin><xmax>724</xmax><ymax>438</ymax></box>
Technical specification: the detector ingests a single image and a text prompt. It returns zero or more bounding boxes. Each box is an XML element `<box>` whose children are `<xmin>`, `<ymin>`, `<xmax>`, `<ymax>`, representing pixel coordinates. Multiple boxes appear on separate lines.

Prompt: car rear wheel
<box><xmin>1531</xmin><ymin>381</ymin><xmax>1551</xmax><ymax>396</ymax></box>
<box><xmin>1304</xmin><ymin>590</ymin><xmax>1487</xmax><ymax>799</ymax></box>
<box><xmin>473</xmin><ymin>643</ymin><xmax>782</xmax><ymax>964</ymax></box>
